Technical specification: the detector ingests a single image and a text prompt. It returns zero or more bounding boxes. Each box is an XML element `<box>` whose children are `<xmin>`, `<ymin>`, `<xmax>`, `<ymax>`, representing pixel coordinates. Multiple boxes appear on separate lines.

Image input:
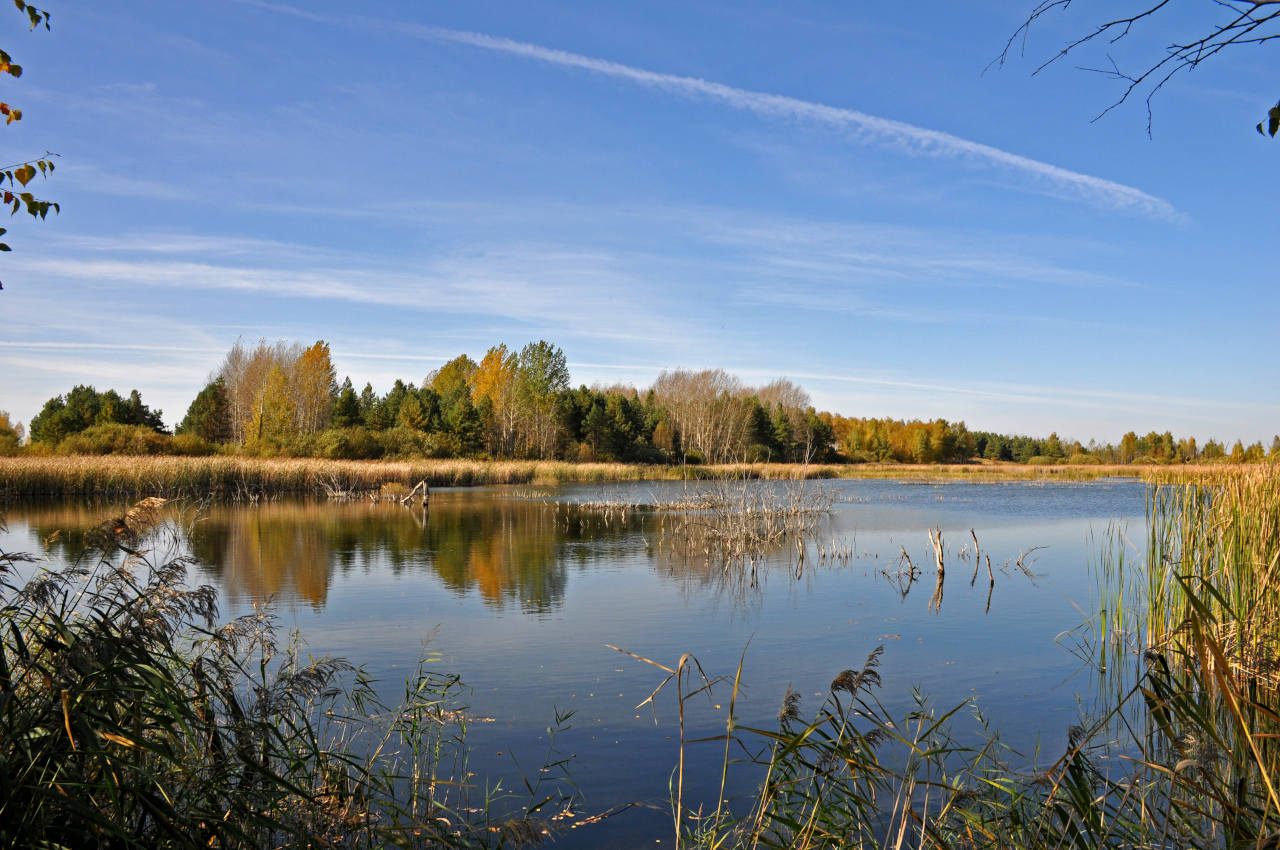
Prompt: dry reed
<box><xmin>7</xmin><ymin>456</ymin><xmax>1266</xmax><ymax>500</ymax></box>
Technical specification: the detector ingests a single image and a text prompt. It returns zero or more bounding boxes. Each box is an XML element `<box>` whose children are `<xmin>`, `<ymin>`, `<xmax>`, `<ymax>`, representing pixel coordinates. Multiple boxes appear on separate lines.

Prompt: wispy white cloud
<box><xmin>402</xmin><ymin>30</ymin><xmax>1175</xmax><ymax>219</ymax></box>
<box><xmin>709</xmin><ymin>366</ymin><xmax>1280</xmax><ymax>426</ymax></box>
<box><xmin>45</xmin><ymin>232</ymin><xmax>344</xmax><ymax>261</ymax></box>
<box><xmin>235</xmin><ymin>0</ymin><xmax>1179</xmax><ymax>219</ymax></box>
<box><xmin>55</xmin><ymin>163</ymin><xmax>193</xmax><ymax>202</ymax></box>
<box><xmin>0</xmin><ymin>341</ymin><xmax>223</xmax><ymax>354</ymax></box>
<box><xmin>7</xmin><ymin>244</ymin><xmax>697</xmax><ymax>346</ymax></box>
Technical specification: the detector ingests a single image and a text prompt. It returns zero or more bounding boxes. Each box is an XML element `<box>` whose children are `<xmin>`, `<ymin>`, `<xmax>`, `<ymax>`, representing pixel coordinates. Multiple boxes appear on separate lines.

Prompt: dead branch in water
<box><xmin>928</xmin><ymin>527</ymin><xmax>945</xmax><ymax>577</ymax></box>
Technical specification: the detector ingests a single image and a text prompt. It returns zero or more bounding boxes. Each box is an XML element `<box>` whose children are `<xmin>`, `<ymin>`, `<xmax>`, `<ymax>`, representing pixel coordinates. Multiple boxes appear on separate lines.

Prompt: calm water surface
<box><xmin>2</xmin><ymin>478</ymin><xmax>1146</xmax><ymax>846</ymax></box>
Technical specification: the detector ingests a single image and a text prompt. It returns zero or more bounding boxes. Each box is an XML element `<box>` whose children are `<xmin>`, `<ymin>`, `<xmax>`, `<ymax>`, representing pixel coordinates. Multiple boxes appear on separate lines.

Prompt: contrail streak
<box><xmin>239</xmin><ymin>1</ymin><xmax>1179</xmax><ymax>219</ymax></box>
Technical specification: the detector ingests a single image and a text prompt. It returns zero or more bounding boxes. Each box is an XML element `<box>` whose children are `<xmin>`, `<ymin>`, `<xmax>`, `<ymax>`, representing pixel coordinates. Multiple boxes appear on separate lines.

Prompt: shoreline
<box><xmin>0</xmin><ymin>454</ymin><xmax>1265</xmax><ymax>499</ymax></box>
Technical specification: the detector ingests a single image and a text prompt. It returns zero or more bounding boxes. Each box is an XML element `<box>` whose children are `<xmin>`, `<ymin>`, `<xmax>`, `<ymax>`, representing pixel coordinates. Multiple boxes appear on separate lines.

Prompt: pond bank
<box><xmin>1</xmin><ymin>455</ymin><xmax>1244</xmax><ymax>499</ymax></box>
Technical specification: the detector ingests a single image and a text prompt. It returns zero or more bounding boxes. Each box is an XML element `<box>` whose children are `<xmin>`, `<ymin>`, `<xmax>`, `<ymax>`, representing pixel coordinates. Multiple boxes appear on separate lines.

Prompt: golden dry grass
<box><xmin>0</xmin><ymin>454</ymin><xmax>1270</xmax><ymax>498</ymax></box>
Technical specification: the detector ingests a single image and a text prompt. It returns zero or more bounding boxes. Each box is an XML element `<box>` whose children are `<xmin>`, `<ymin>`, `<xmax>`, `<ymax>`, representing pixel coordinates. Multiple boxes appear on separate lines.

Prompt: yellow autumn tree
<box><xmin>470</xmin><ymin>344</ymin><xmax>518</xmax><ymax>456</ymax></box>
<box><xmin>248</xmin><ymin>364</ymin><xmax>296</xmax><ymax>448</ymax></box>
<box><xmin>291</xmin><ymin>341</ymin><xmax>336</xmax><ymax>435</ymax></box>
<box><xmin>218</xmin><ymin>339</ymin><xmax>301</xmax><ymax>444</ymax></box>
<box><xmin>428</xmin><ymin>354</ymin><xmax>478</xmax><ymax>405</ymax></box>
<box><xmin>0</xmin><ymin>410</ymin><xmax>23</xmax><ymax>454</ymax></box>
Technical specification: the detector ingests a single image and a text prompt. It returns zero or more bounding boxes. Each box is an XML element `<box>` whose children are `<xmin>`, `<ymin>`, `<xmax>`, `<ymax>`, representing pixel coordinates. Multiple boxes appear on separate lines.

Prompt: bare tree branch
<box><xmin>995</xmin><ymin>1</ymin><xmax>1280</xmax><ymax>136</ymax></box>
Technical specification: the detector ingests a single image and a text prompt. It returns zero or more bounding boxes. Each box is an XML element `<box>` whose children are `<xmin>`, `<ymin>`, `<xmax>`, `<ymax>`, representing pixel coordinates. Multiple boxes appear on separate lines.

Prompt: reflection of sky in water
<box><xmin>1</xmin><ymin>479</ymin><xmax>1148</xmax><ymax>848</ymax></box>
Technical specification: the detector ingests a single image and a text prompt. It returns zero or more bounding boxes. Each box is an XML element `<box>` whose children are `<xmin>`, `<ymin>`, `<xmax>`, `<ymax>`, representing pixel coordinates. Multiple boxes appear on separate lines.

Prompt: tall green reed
<box><xmin>623</xmin><ymin>468</ymin><xmax>1280</xmax><ymax>848</ymax></box>
<box><xmin>0</xmin><ymin>504</ymin><xmax>566</xmax><ymax>848</ymax></box>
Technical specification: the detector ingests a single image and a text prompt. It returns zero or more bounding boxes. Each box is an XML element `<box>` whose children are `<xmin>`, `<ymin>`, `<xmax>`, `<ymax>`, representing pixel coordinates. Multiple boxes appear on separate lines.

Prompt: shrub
<box><xmin>1065</xmin><ymin>452</ymin><xmax>1102</xmax><ymax>465</ymax></box>
<box><xmin>628</xmin><ymin>443</ymin><xmax>668</xmax><ymax>465</ymax></box>
<box><xmin>168</xmin><ymin>432</ymin><xmax>216</xmax><ymax>456</ymax></box>
<box><xmin>377</xmin><ymin>426</ymin><xmax>436</xmax><ymax>459</ymax></box>
<box><xmin>56</xmin><ymin>423</ymin><xmax>173</xmax><ymax>456</ymax></box>
<box><xmin>317</xmin><ymin>426</ymin><xmax>383</xmax><ymax>460</ymax></box>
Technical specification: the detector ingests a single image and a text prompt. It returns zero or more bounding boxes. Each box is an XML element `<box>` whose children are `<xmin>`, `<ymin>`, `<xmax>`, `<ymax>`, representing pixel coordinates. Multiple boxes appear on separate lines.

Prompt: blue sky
<box><xmin>2</xmin><ymin>0</ymin><xmax>1278</xmax><ymax>444</ymax></box>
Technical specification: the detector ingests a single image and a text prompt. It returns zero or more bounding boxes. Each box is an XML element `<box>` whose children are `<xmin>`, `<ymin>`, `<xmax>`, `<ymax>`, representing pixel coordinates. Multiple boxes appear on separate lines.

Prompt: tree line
<box><xmin>4</xmin><ymin>337</ymin><xmax>1278</xmax><ymax>466</ymax></box>
<box><xmin>169</xmin><ymin>338</ymin><xmax>835</xmax><ymax>464</ymax></box>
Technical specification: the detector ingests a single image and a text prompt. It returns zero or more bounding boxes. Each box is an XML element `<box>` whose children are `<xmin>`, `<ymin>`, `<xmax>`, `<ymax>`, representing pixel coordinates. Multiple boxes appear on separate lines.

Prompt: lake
<box><xmin>0</xmin><ymin>478</ymin><xmax>1147</xmax><ymax>847</ymax></box>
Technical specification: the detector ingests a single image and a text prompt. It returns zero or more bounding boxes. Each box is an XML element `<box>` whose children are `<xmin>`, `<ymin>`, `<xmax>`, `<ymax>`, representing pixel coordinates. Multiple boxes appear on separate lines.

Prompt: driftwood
<box><xmin>928</xmin><ymin>527</ymin><xmax>944</xmax><ymax>577</ymax></box>
<box><xmin>401</xmin><ymin>479</ymin><xmax>430</xmax><ymax>506</ymax></box>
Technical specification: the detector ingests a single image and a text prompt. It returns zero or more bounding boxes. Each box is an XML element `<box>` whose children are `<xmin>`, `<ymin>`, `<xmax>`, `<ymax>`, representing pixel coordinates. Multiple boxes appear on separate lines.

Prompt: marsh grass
<box><xmin>650</xmin><ymin>479</ymin><xmax>833</xmax><ymax>578</ymax></box>
<box><xmin>0</xmin><ymin>456</ymin><xmax>670</xmax><ymax>499</ymax></box>
<box><xmin>0</xmin><ymin>505</ymin><xmax>570</xmax><ymax>848</ymax></box>
<box><xmin>7</xmin><ymin>456</ymin><xmax>1261</xmax><ymax>500</ymax></box>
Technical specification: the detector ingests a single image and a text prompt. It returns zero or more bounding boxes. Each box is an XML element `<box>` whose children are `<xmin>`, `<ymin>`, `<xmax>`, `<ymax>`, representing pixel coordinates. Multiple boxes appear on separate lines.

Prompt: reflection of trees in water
<box><xmin>10</xmin><ymin>494</ymin><xmax>830</xmax><ymax>617</ymax></box>
<box><xmin>15</xmin><ymin>501</ymin><xmax>141</xmax><ymax>560</ymax></box>
<box><xmin>427</xmin><ymin>500</ymin><xmax>565</xmax><ymax>613</ymax></box>
<box><xmin>13</xmin><ymin>498</ymin><xmax>640</xmax><ymax>613</ymax></box>
<box><xmin>428</xmin><ymin>500</ymin><xmax>651</xmax><ymax>614</ymax></box>
<box><xmin>189</xmin><ymin>504</ymin><xmax>349</xmax><ymax>606</ymax></box>
<box><xmin>185</xmin><ymin>497</ymin><xmax>646</xmax><ymax>613</ymax></box>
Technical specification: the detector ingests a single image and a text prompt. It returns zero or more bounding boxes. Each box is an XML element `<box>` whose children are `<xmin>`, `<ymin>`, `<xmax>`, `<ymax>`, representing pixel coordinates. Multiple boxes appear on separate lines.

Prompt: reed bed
<box><xmin>616</xmin><ymin>465</ymin><xmax>1280</xmax><ymax>849</ymax></box>
<box><xmin>1139</xmin><ymin>467</ymin><xmax>1280</xmax><ymax>684</ymax></box>
<box><xmin>8</xmin><ymin>456</ymin><xmax>1263</xmax><ymax>500</ymax></box>
<box><xmin>0</xmin><ymin>507</ymin><xmax>573</xmax><ymax>848</ymax></box>
<box><xmin>0</xmin><ymin>456</ymin><xmax>668</xmax><ymax>499</ymax></box>
<box><xmin>649</xmin><ymin>481</ymin><xmax>833</xmax><ymax>580</ymax></box>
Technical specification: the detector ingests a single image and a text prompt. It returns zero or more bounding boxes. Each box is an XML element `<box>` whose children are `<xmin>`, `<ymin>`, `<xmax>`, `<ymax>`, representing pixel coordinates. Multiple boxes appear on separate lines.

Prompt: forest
<box><xmin>3</xmin><ymin>338</ymin><xmax>1277</xmax><ymax>466</ymax></box>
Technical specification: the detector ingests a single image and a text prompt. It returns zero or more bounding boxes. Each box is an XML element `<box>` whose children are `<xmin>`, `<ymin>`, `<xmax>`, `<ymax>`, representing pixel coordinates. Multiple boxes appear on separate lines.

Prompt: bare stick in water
<box><xmin>970</xmin><ymin>529</ymin><xmax>981</xmax><ymax>587</ymax></box>
<box><xmin>928</xmin><ymin>527</ymin><xmax>945</xmax><ymax>577</ymax></box>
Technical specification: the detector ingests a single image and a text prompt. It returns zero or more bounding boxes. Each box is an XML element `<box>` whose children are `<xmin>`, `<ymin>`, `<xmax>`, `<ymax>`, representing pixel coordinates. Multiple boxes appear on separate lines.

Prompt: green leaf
<box><xmin>0</xmin><ymin>243</ymin><xmax>11</xmax><ymax>251</ymax></box>
<box><xmin>1260</xmin><ymin>101</ymin><xmax>1280</xmax><ymax>138</ymax></box>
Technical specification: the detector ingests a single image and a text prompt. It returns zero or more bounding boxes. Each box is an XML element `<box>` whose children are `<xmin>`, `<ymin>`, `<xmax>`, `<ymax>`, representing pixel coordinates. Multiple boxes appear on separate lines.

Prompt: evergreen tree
<box><xmin>358</xmin><ymin>383</ymin><xmax>380</xmax><ymax>426</ymax></box>
<box><xmin>771</xmin><ymin>406</ymin><xmax>793</xmax><ymax>462</ymax></box>
<box><xmin>745</xmin><ymin>398</ymin><xmax>774</xmax><ymax>459</ymax></box>
<box><xmin>444</xmin><ymin>394</ymin><xmax>482</xmax><ymax>453</ymax></box>
<box><xmin>331</xmin><ymin>378</ymin><xmax>360</xmax><ymax>427</ymax></box>
<box><xmin>583</xmin><ymin>399</ymin><xmax>609</xmax><ymax>458</ymax></box>
<box><xmin>178</xmin><ymin>378</ymin><xmax>231</xmax><ymax>442</ymax></box>
<box><xmin>125</xmin><ymin>389</ymin><xmax>165</xmax><ymax>430</ymax></box>
<box><xmin>397</xmin><ymin>395</ymin><xmax>429</xmax><ymax>431</ymax></box>
<box><xmin>29</xmin><ymin>385</ymin><xmax>164</xmax><ymax>445</ymax></box>
<box><xmin>605</xmin><ymin>394</ymin><xmax>636</xmax><ymax>460</ymax></box>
